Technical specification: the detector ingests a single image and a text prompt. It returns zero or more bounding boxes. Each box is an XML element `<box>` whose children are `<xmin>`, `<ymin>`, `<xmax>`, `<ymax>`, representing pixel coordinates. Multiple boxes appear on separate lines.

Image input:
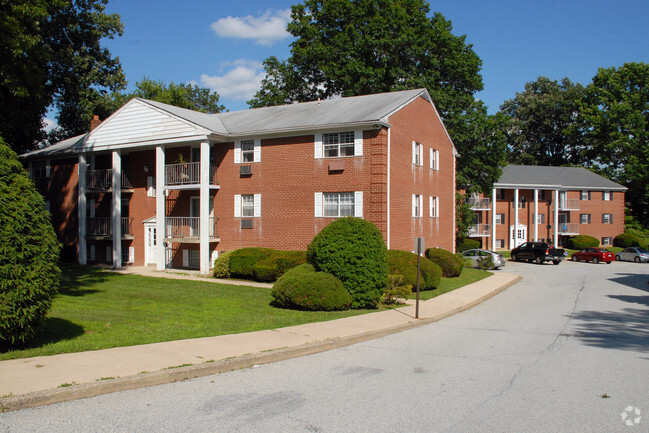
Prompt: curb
<box><xmin>1</xmin><ymin>274</ymin><xmax>521</xmax><ymax>412</ymax></box>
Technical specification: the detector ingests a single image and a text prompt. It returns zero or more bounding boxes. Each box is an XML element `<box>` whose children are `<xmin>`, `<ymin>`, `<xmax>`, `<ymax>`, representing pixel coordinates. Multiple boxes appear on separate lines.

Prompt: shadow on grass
<box><xmin>58</xmin><ymin>264</ymin><xmax>112</xmax><ymax>297</ymax></box>
<box><xmin>0</xmin><ymin>318</ymin><xmax>85</xmax><ymax>354</ymax></box>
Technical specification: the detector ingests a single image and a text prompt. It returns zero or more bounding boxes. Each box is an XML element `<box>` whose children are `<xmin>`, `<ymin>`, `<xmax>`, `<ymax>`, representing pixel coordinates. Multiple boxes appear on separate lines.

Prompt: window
<box><xmin>323</xmin><ymin>131</ymin><xmax>355</xmax><ymax>158</ymax></box>
<box><xmin>495</xmin><ymin>213</ymin><xmax>505</xmax><ymax>224</ymax></box>
<box><xmin>235</xmin><ymin>139</ymin><xmax>260</xmax><ymax>163</ymax></box>
<box><xmin>31</xmin><ymin>160</ymin><xmax>49</xmax><ymax>179</ymax></box>
<box><xmin>315</xmin><ymin>191</ymin><xmax>363</xmax><ymax>217</ymax></box>
<box><xmin>496</xmin><ymin>189</ymin><xmax>505</xmax><ymax>200</ymax></box>
<box><xmin>147</xmin><ymin>176</ymin><xmax>155</xmax><ymax>197</ymax></box>
<box><xmin>234</xmin><ymin>194</ymin><xmax>261</xmax><ymax>217</ymax></box>
<box><xmin>429</xmin><ymin>196</ymin><xmax>439</xmax><ymax>218</ymax></box>
<box><xmin>602</xmin><ymin>191</ymin><xmax>612</xmax><ymax>201</ymax></box>
<box><xmin>429</xmin><ymin>148</ymin><xmax>439</xmax><ymax>170</ymax></box>
<box><xmin>517</xmin><ymin>197</ymin><xmax>526</xmax><ymax>209</ymax></box>
<box><xmin>602</xmin><ymin>237</ymin><xmax>612</xmax><ymax>246</ymax></box>
<box><xmin>412</xmin><ymin>194</ymin><xmax>423</xmax><ymax>217</ymax></box>
<box><xmin>537</xmin><ymin>213</ymin><xmax>545</xmax><ymax>224</ymax></box>
<box><xmin>496</xmin><ymin>239</ymin><xmax>505</xmax><ymax>248</ymax></box>
<box><xmin>412</xmin><ymin>142</ymin><xmax>423</xmax><ymax>166</ymax></box>
<box><xmin>580</xmin><ymin>213</ymin><xmax>591</xmax><ymax>224</ymax></box>
<box><xmin>580</xmin><ymin>191</ymin><xmax>591</xmax><ymax>200</ymax></box>
<box><xmin>241</xmin><ymin>140</ymin><xmax>255</xmax><ymax>162</ymax></box>
<box><xmin>602</xmin><ymin>213</ymin><xmax>613</xmax><ymax>224</ymax></box>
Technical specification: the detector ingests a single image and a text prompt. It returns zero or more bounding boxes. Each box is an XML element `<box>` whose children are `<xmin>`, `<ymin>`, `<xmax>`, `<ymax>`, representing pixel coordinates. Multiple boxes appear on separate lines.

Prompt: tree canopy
<box><xmin>0</xmin><ymin>0</ymin><xmax>125</xmax><ymax>154</ymax></box>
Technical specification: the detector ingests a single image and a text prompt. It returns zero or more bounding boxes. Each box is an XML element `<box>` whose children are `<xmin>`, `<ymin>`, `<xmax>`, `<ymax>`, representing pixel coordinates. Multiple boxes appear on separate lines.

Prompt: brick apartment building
<box><xmin>22</xmin><ymin>88</ymin><xmax>457</xmax><ymax>274</ymax></box>
<box><xmin>466</xmin><ymin>165</ymin><xmax>626</xmax><ymax>250</ymax></box>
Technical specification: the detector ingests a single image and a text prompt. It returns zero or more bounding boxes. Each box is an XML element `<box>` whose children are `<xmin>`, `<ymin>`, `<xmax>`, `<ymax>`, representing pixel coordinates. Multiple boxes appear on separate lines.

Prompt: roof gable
<box><xmin>496</xmin><ymin>165</ymin><xmax>627</xmax><ymax>191</ymax></box>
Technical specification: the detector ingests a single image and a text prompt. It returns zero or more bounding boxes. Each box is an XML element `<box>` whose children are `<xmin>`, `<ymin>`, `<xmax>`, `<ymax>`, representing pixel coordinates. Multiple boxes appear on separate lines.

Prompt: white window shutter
<box><xmin>435</xmin><ymin>197</ymin><xmax>439</xmax><ymax>217</ymax></box>
<box><xmin>253</xmin><ymin>193</ymin><xmax>261</xmax><ymax>217</ymax></box>
<box><xmin>234</xmin><ymin>194</ymin><xmax>241</xmax><ymax>217</ymax></box>
<box><xmin>419</xmin><ymin>195</ymin><xmax>423</xmax><ymax>217</ymax></box>
<box><xmin>45</xmin><ymin>160</ymin><xmax>51</xmax><ymax>177</ymax></box>
<box><xmin>412</xmin><ymin>141</ymin><xmax>417</xmax><ymax>164</ymax></box>
<box><xmin>183</xmin><ymin>249</ymin><xmax>189</xmax><ymax>267</ymax></box>
<box><xmin>254</xmin><ymin>139</ymin><xmax>261</xmax><ymax>162</ymax></box>
<box><xmin>354</xmin><ymin>191</ymin><xmax>363</xmax><ymax>217</ymax></box>
<box><xmin>354</xmin><ymin>130</ymin><xmax>363</xmax><ymax>156</ymax></box>
<box><xmin>314</xmin><ymin>192</ymin><xmax>323</xmax><ymax>217</ymax></box>
<box><xmin>429</xmin><ymin>148</ymin><xmax>433</xmax><ymax>170</ymax></box>
<box><xmin>435</xmin><ymin>150</ymin><xmax>440</xmax><ymax>170</ymax></box>
<box><xmin>234</xmin><ymin>141</ymin><xmax>241</xmax><ymax>163</ymax></box>
<box><xmin>211</xmin><ymin>250</ymin><xmax>219</xmax><ymax>268</ymax></box>
<box><xmin>419</xmin><ymin>145</ymin><xmax>423</xmax><ymax>167</ymax></box>
<box><xmin>314</xmin><ymin>133</ymin><xmax>323</xmax><ymax>159</ymax></box>
<box><xmin>147</xmin><ymin>176</ymin><xmax>154</xmax><ymax>197</ymax></box>
<box><xmin>412</xmin><ymin>194</ymin><xmax>416</xmax><ymax>217</ymax></box>
<box><xmin>429</xmin><ymin>196</ymin><xmax>433</xmax><ymax>217</ymax></box>
<box><xmin>128</xmin><ymin>247</ymin><xmax>135</xmax><ymax>263</ymax></box>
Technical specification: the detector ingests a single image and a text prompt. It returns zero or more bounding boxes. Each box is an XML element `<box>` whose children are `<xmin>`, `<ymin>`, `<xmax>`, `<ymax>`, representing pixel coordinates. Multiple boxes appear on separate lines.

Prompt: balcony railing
<box><xmin>558</xmin><ymin>223</ymin><xmax>579</xmax><ymax>235</ymax></box>
<box><xmin>165</xmin><ymin>162</ymin><xmax>218</xmax><ymax>186</ymax></box>
<box><xmin>165</xmin><ymin>217</ymin><xmax>218</xmax><ymax>239</ymax></box>
<box><xmin>466</xmin><ymin>198</ymin><xmax>491</xmax><ymax>210</ymax></box>
<box><xmin>86</xmin><ymin>170</ymin><xmax>132</xmax><ymax>190</ymax></box>
<box><xmin>559</xmin><ymin>199</ymin><xmax>580</xmax><ymax>210</ymax></box>
<box><xmin>87</xmin><ymin>217</ymin><xmax>133</xmax><ymax>237</ymax></box>
<box><xmin>468</xmin><ymin>224</ymin><xmax>491</xmax><ymax>237</ymax></box>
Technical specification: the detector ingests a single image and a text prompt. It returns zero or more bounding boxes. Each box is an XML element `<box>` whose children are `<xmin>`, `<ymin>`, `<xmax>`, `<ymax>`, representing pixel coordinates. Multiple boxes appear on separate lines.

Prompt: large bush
<box><xmin>271</xmin><ymin>264</ymin><xmax>351</xmax><ymax>311</ymax></box>
<box><xmin>307</xmin><ymin>217</ymin><xmax>387</xmax><ymax>309</ymax></box>
<box><xmin>226</xmin><ymin>248</ymin><xmax>306</xmax><ymax>282</ymax></box>
<box><xmin>387</xmin><ymin>250</ymin><xmax>441</xmax><ymax>291</ymax></box>
<box><xmin>213</xmin><ymin>250</ymin><xmax>233</xmax><ymax>278</ymax></box>
<box><xmin>0</xmin><ymin>139</ymin><xmax>61</xmax><ymax>346</ymax></box>
<box><xmin>614</xmin><ymin>232</ymin><xmax>642</xmax><ymax>248</ymax></box>
<box><xmin>457</xmin><ymin>238</ymin><xmax>480</xmax><ymax>253</ymax></box>
<box><xmin>426</xmin><ymin>248</ymin><xmax>463</xmax><ymax>278</ymax></box>
<box><xmin>567</xmin><ymin>235</ymin><xmax>599</xmax><ymax>250</ymax></box>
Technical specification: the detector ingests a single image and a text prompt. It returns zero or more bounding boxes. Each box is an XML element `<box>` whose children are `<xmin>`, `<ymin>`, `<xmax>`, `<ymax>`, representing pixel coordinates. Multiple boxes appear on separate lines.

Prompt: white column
<box><xmin>156</xmin><ymin>146</ymin><xmax>166</xmax><ymax>271</ymax></box>
<box><xmin>554</xmin><ymin>189</ymin><xmax>559</xmax><ymax>246</ymax></box>
<box><xmin>533</xmin><ymin>189</ymin><xmax>539</xmax><ymax>242</ymax></box>
<box><xmin>78</xmin><ymin>154</ymin><xmax>87</xmax><ymax>265</ymax></box>
<box><xmin>491</xmin><ymin>188</ymin><xmax>497</xmax><ymax>251</ymax></box>
<box><xmin>112</xmin><ymin>151</ymin><xmax>122</xmax><ymax>268</ymax></box>
<box><xmin>513</xmin><ymin>188</ymin><xmax>519</xmax><ymax>249</ymax></box>
<box><xmin>199</xmin><ymin>141</ymin><xmax>210</xmax><ymax>274</ymax></box>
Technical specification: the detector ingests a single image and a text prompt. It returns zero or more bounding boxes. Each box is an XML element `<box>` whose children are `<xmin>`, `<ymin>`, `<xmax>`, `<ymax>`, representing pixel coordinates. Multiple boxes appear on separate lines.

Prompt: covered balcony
<box><xmin>165</xmin><ymin>162</ymin><xmax>218</xmax><ymax>188</ymax></box>
<box><xmin>558</xmin><ymin>199</ymin><xmax>579</xmax><ymax>211</ymax></box>
<box><xmin>87</xmin><ymin>217</ymin><xmax>134</xmax><ymax>239</ymax></box>
<box><xmin>164</xmin><ymin>217</ymin><xmax>219</xmax><ymax>242</ymax></box>
<box><xmin>468</xmin><ymin>224</ymin><xmax>491</xmax><ymax>237</ymax></box>
<box><xmin>558</xmin><ymin>223</ymin><xmax>579</xmax><ymax>235</ymax></box>
<box><xmin>87</xmin><ymin>170</ymin><xmax>133</xmax><ymax>191</ymax></box>
<box><xmin>466</xmin><ymin>197</ymin><xmax>491</xmax><ymax>210</ymax></box>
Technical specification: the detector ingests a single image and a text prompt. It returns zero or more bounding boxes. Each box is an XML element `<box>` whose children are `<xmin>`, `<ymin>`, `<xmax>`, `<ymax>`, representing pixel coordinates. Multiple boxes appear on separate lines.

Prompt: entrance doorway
<box><xmin>510</xmin><ymin>225</ymin><xmax>527</xmax><ymax>249</ymax></box>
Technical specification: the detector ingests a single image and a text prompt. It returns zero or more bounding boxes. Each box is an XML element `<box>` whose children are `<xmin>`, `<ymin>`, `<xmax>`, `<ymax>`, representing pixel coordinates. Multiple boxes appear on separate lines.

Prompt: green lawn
<box><xmin>0</xmin><ymin>264</ymin><xmax>491</xmax><ymax>361</ymax></box>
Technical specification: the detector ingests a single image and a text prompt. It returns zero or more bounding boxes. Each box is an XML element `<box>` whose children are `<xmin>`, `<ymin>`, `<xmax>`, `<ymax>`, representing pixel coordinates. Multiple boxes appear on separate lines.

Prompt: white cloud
<box><xmin>201</xmin><ymin>60</ymin><xmax>266</xmax><ymax>102</ymax></box>
<box><xmin>43</xmin><ymin>117</ymin><xmax>57</xmax><ymax>133</ymax></box>
<box><xmin>211</xmin><ymin>9</ymin><xmax>291</xmax><ymax>46</ymax></box>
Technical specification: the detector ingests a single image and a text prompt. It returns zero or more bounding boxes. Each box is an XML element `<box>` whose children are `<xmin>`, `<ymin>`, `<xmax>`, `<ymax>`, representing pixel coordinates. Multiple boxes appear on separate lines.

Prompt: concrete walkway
<box><xmin>0</xmin><ymin>269</ymin><xmax>521</xmax><ymax>411</ymax></box>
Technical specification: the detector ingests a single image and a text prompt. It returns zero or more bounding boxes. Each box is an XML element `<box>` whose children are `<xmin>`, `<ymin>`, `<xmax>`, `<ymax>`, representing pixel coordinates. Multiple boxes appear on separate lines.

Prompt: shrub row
<box><xmin>614</xmin><ymin>232</ymin><xmax>647</xmax><ymax>248</ymax></box>
<box><xmin>567</xmin><ymin>235</ymin><xmax>599</xmax><ymax>250</ymax></box>
<box><xmin>457</xmin><ymin>238</ymin><xmax>480</xmax><ymax>253</ymax></box>
<box><xmin>216</xmin><ymin>248</ymin><xmax>306</xmax><ymax>282</ymax></box>
<box><xmin>271</xmin><ymin>264</ymin><xmax>352</xmax><ymax>311</ymax></box>
<box><xmin>426</xmin><ymin>248</ymin><xmax>463</xmax><ymax>278</ymax></box>
<box><xmin>387</xmin><ymin>250</ymin><xmax>441</xmax><ymax>291</ymax></box>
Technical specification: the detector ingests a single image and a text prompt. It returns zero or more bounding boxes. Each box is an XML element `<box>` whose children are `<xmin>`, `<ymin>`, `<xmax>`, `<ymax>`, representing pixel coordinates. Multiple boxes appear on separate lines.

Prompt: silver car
<box><xmin>615</xmin><ymin>247</ymin><xmax>649</xmax><ymax>263</ymax></box>
<box><xmin>461</xmin><ymin>249</ymin><xmax>506</xmax><ymax>269</ymax></box>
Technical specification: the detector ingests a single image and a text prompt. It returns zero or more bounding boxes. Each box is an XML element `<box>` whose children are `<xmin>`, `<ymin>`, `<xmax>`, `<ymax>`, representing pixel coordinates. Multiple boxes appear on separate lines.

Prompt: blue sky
<box><xmin>100</xmin><ymin>0</ymin><xmax>649</xmax><ymax>115</ymax></box>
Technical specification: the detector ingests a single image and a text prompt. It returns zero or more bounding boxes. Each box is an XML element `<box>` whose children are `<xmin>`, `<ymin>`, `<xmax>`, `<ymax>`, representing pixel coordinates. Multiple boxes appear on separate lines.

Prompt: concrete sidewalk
<box><xmin>0</xmin><ymin>270</ymin><xmax>521</xmax><ymax>411</ymax></box>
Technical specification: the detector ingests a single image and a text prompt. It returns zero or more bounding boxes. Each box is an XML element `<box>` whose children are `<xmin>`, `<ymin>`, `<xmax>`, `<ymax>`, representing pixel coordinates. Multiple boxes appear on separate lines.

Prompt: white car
<box><xmin>615</xmin><ymin>247</ymin><xmax>649</xmax><ymax>263</ymax></box>
<box><xmin>461</xmin><ymin>249</ymin><xmax>506</xmax><ymax>269</ymax></box>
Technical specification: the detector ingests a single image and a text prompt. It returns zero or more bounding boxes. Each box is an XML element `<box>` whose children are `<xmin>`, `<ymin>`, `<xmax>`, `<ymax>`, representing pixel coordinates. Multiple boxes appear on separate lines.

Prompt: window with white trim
<box><xmin>495</xmin><ymin>213</ymin><xmax>505</xmax><ymax>224</ymax></box>
<box><xmin>241</xmin><ymin>140</ymin><xmax>255</xmax><ymax>162</ymax></box>
<box><xmin>412</xmin><ymin>194</ymin><xmax>423</xmax><ymax>217</ymax></box>
<box><xmin>580</xmin><ymin>213</ymin><xmax>591</xmax><ymax>224</ymax></box>
<box><xmin>323</xmin><ymin>132</ymin><xmax>355</xmax><ymax>158</ymax></box>
<box><xmin>537</xmin><ymin>213</ymin><xmax>545</xmax><ymax>224</ymax></box>
<box><xmin>234</xmin><ymin>194</ymin><xmax>261</xmax><ymax>217</ymax></box>
<box><xmin>602</xmin><ymin>237</ymin><xmax>612</xmax><ymax>246</ymax></box>
<box><xmin>496</xmin><ymin>189</ymin><xmax>505</xmax><ymax>200</ymax></box>
<box><xmin>602</xmin><ymin>213</ymin><xmax>613</xmax><ymax>224</ymax></box>
<box><xmin>314</xmin><ymin>191</ymin><xmax>363</xmax><ymax>217</ymax></box>
<box><xmin>412</xmin><ymin>142</ymin><xmax>423</xmax><ymax>166</ymax></box>
<box><xmin>496</xmin><ymin>239</ymin><xmax>505</xmax><ymax>248</ymax></box>
<box><xmin>429</xmin><ymin>148</ymin><xmax>439</xmax><ymax>170</ymax></box>
<box><xmin>234</xmin><ymin>139</ymin><xmax>260</xmax><ymax>163</ymax></box>
<box><xmin>602</xmin><ymin>191</ymin><xmax>612</xmax><ymax>201</ymax></box>
<box><xmin>580</xmin><ymin>190</ymin><xmax>591</xmax><ymax>200</ymax></box>
<box><xmin>429</xmin><ymin>196</ymin><xmax>439</xmax><ymax>218</ymax></box>
<box><xmin>31</xmin><ymin>160</ymin><xmax>49</xmax><ymax>179</ymax></box>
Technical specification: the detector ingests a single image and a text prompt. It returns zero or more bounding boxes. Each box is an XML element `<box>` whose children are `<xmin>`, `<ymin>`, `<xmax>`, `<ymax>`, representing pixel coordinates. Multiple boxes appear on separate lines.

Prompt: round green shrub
<box><xmin>271</xmin><ymin>264</ymin><xmax>351</xmax><ymax>311</ymax></box>
<box><xmin>426</xmin><ymin>248</ymin><xmax>463</xmax><ymax>278</ymax></box>
<box><xmin>387</xmin><ymin>250</ymin><xmax>441</xmax><ymax>291</ymax></box>
<box><xmin>567</xmin><ymin>235</ymin><xmax>599</xmax><ymax>249</ymax></box>
<box><xmin>0</xmin><ymin>139</ymin><xmax>61</xmax><ymax>347</ymax></box>
<box><xmin>213</xmin><ymin>250</ymin><xmax>233</xmax><ymax>278</ymax></box>
<box><xmin>457</xmin><ymin>238</ymin><xmax>480</xmax><ymax>253</ymax></box>
<box><xmin>307</xmin><ymin>217</ymin><xmax>387</xmax><ymax>309</ymax></box>
<box><xmin>223</xmin><ymin>248</ymin><xmax>306</xmax><ymax>282</ymax></box>
<box><xmin>614</xmin><ymin>232</ymin><xmax>642</xmax><ymax>248</ymax></box>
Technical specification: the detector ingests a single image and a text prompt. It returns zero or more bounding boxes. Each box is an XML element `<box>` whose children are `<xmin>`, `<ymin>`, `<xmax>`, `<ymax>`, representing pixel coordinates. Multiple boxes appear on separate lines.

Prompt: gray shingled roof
<box><xmin>496</xmin><ymin>165</ymin><xmax>626</xmax><ymax>191</ymax></box>
<box><xmin>19</xmin><ymin>134</ymin><xmax>86</xmax><ymax>159</ymax></box>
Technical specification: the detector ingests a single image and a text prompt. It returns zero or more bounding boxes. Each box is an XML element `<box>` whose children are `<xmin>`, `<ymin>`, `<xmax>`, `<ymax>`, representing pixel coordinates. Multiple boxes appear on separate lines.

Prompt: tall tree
<box><xmin>580</xmin><ymin>63</ymin><xmax>649</xmax><ymax>225</ymax></box>
<box><xmin>126</xmin><ymin>78</ymin><xmax>226</xmax><ymax>114</ymax></box>
<box><xmin>248</xmin><ymin>0</ymin><xmax>505</xmax><ymax>192</ymax></box>
<box><xmin>499</xmin><ymin>76</ymin><xmax>586</xmax><ymax>166</ymax></box>
<box><xmin>0</xmin><ymin>0</ymin><xmax>125</xmax><ymax>154</ymax></box>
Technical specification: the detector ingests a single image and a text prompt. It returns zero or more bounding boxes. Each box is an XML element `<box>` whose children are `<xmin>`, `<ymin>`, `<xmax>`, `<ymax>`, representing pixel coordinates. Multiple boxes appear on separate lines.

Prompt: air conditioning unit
<box><xmin>239</xmin><ymin>165</ymin><xmax>252</xmax><ymax>176</ymax></box>
<box><xmin>241</xmin><ymin>219</ymin><xmax>253</xmax><ymax>229</ymax></box>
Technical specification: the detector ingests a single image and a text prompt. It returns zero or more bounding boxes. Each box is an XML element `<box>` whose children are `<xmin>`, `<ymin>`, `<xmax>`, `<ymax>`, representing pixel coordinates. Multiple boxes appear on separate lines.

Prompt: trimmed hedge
<box><xmin>567</xmin><ymin>235</ymin><xmax>599</xmax><ymax>250</ymax></box>
<box><xmin>387</xmin><ymin>250</ymin><xmax>441</xmax><ymax>291</ymax></box>
<box><xmin>271</xmin><ymin>264</ymin><xmax>352</xmax><ymax>311</ymax></box>
<box><xmin>0</xmin><ymin>139</ymin><xmax>61</xmax><ymax>346</ymax></box>
<box><xmin>307</xmin><ymin>217</ymin><xmax>388</xmax><ymax>309</ymax></box>
<box><xmin>226</xmin><ymin>248</ymin><xmax>306</xmax><ymax>282</ymax></box>
<box><xmin>614</xmin><ymin>232</ymin><xmax>642</xmax><ymax>248</ymax></box>
<box><xmin>213</xmin><ymin>250</ymin><xmax>233</xmax><ymax>278</ymax></box>
<box><xmin>457</xmin><ymin>238</ymin><xmax>480</xmax><ymax>253</ymax></box>
<box><xmin>426</xmin><ymin>248</ymin><xmax>463</xmax><ymax>278</ymax></box>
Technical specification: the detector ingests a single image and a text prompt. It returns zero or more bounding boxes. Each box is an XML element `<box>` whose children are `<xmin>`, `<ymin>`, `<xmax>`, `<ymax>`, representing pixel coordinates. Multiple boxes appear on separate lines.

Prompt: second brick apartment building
<box><xmin>22</xmin><ymin>88</ymin><xmax>457</xmax><ymax>274</ymax></box>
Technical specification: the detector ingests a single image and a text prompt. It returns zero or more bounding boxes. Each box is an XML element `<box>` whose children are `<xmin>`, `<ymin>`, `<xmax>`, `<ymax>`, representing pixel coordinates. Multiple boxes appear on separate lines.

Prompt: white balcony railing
<box><xmin>558</xmin><ymin>223</ymin><xmax>580</xmax><ymax>235</ymax></box>
<box><xmin>466</xmin><ymin>198</ymin><xmax>491</xmax><ymax>210</ymax></box>
<box><xmin>559</xmin><ymin>199</ymin><xmax>580</xmax><ymax>210</ymax></box>
<box><xmin>86</xmin><ymin>170</ymin><xmax>132</xmax><ymax>189</ymax></box>
<box><xmin>468</xmin><ymin>224</ymin><xmax>491</xmax><ymax>237</ymax></box>
<box><xmin>165</xmin><ymin>217</ymin><xmax>218</xmax><ymax>239</ymax></box>
<box><xmin>87</xmin><ymin>217</ymin><xmax>133</xmax><ymax>236</ymax></box>
<box><xmin>165</xmin><ymin>162</ymin><xmax>218</xmax><ymax>186</ymax></box>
